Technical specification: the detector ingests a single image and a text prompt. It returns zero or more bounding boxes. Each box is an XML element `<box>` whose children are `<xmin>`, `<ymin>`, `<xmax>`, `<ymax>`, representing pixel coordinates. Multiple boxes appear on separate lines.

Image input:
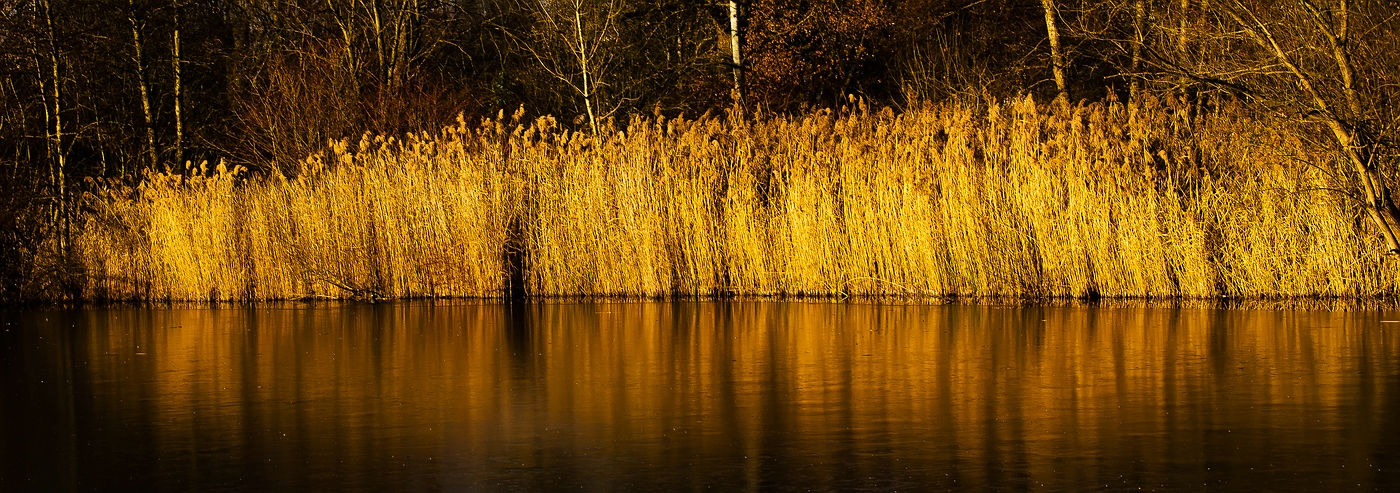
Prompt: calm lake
<box><xmin>2</xmin><ymin>302</ymin><xmax>1397</xmax><ymax>491</ymax></box>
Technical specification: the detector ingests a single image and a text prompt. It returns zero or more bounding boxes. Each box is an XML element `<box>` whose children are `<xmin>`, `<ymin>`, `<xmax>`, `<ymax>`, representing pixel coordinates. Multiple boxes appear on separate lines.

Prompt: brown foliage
<box><xmin>745</xmin><ymin>0</ymin><xmax>896</xmax><ymax>110</ymax></box>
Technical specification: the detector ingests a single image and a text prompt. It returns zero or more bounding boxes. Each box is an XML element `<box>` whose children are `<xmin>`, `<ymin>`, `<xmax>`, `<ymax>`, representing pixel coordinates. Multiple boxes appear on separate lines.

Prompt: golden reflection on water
<box><xmin>5</xmin><ymin>302</ymin><xmax>1399</xmax><ymax>491</ymax></box>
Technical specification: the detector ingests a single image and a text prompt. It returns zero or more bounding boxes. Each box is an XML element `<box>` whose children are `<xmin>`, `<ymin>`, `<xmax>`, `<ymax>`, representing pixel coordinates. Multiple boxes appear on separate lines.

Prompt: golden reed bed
<box><xmin>71</xmin><ymin>96</ymin><xmax>1396</xmax><ymax>301</ymax></box>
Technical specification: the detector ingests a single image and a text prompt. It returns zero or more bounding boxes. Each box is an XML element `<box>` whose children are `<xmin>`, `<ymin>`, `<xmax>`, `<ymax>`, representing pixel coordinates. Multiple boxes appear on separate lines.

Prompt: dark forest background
<box><xmin>3</xmin><ymin>0</ymin><xmax>1400</xmax><ymax>301</ymax></box>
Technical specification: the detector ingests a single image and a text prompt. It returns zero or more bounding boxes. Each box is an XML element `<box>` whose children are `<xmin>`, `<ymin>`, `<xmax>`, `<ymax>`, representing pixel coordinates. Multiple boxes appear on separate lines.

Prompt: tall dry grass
<box><xmin>69</xmin><ymin>95</ymin><xmax>1400</xmax><ymax>301</ymax></box>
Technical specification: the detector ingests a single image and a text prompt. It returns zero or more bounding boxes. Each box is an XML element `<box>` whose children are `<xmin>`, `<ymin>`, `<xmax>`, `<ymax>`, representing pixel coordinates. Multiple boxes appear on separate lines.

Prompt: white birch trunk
<box><xmin>1040</xmin><ymin>0</ymin><xmax>1067</xmax><ymax>96</ymax></box>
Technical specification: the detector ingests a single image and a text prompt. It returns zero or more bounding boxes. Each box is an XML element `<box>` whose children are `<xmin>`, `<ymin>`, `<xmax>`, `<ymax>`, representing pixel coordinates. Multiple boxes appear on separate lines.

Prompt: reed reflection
<box><xmin>1</xmin><ymin>302</ymin><xmax>1398</xmax><ymax>491</ymax></box>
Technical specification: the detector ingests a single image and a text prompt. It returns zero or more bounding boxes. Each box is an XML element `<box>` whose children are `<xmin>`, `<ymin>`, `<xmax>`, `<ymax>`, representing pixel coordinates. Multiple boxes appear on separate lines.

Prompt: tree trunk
<box><xmin>1322</xmin><ymin>0</ymin><xmax>1360</xmax><ymax>117</ymax></box>
<box><xmin>572</xmin><ymin>0</ymin><xmax>597</xmax><ymax>134</ymax></box>
<box><xmin>128</xmin><ymin>2</ymin><xmax>158</xmax><ymax>171</ymax></box>
<box><xmin>172</xmin><ymin>1</ymin><xmax>184</xmax><ymax>167</ymax></box>
<box><xmin>39</xmin><ymin>0</ymin><xmax>68</xmax><ymax>252</ymax></box>
<box><xmin>370</xmin><ymin>0</ymin><xmax>388</xmax><ymax>84</ymax></box>
<box><xmin>393</xmin><ymin>0</ymin><xmax>420</xmax><ymax>90</ymax></box>
<box><xmin>1338</xmin><ymin>127</ymin><xmax>1400</xmax><ymax>254</ymax></box>
<box><xmin>1040</xmin><ymin>0</ymin><xmax>1067</xmax><ymax>97</ymax></box>
<box><xmin>729</xmin><ymin>0</ymin><xmax>743</xmax><ymax>108</ymax></box>
<box><xmin>1130</xmin><ymin>0</ymin><xmax>1145</xmax><ymax>101</ymax></box>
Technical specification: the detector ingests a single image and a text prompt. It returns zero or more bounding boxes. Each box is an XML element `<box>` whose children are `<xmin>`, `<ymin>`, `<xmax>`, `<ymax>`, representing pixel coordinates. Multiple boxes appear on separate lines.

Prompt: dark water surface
<box><xmin>2</xmin><ymin>302</ymin><xmax>1398</xmax><ymax>492</ymax></box>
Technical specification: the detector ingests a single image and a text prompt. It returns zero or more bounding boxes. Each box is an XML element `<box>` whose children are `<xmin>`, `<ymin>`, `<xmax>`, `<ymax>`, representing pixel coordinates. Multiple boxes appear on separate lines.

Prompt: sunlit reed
<box><xmin>69</xmin><ymin>95</ymin><xmax>1395</xmax><ymax>301</ymax></box>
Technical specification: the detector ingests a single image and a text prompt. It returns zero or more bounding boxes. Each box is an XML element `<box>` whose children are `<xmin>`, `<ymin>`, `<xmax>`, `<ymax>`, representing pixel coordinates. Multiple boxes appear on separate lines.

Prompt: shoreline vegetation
<box><xmin>56</xmin><ymin>95</ymin><xmax>1400</xmax><ymax>302</ymax></box>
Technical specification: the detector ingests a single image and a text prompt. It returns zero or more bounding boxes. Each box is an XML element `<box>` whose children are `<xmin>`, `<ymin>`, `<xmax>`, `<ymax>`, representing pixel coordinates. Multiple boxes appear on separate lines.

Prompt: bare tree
<box><xmin>1217</xmin><ymin>0</ymin><xmax>1400</xmax><ymax>253</ymax></box>
<box><xmin>513</xmin><ymin>0</ymin><xmax>626</xmax><ymax>133</ymax></box>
